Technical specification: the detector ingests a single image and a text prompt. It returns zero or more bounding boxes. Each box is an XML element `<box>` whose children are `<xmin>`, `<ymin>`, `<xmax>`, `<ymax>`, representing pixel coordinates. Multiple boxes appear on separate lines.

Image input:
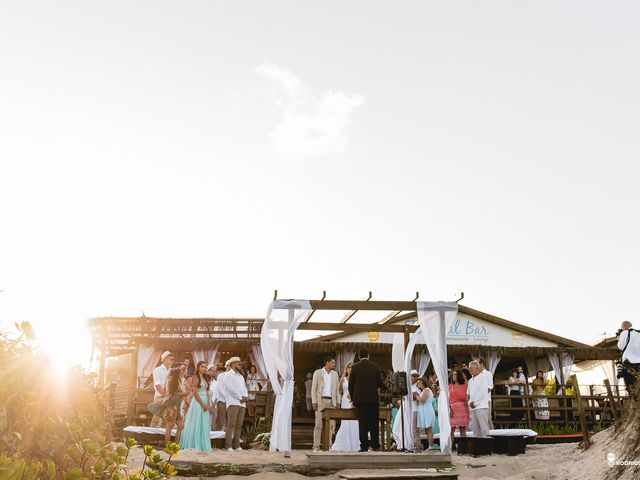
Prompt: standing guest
<box><xmin>460</xmin><ymin>368</ymin><xmax>472</xmax><ymax>383</ymax></box>
<box><xmin>448</xmin><ymin>369</ymin><xmax>469</xmax><ymax>448</ymax></box>
<box><xmin>431</xmin><ymin>382</ymin><xmax>440</xmax><ymax>440</ymax></box>
<box><xmin>415</xmin><ymin>378</ymin><xmax>436</xmax><ymax>449</ymax></box>
<box><xmin>409</xmin><ymin>369</ymin><xmax>421</xmax><ymax>451</ymax></box>
<box><xmin>223</xmin><ymin>356</ymin><xmax>249</xmax><ymax>451</ymax></box>
<box><xmin>208</xmin><ymin>365</ymin><xmax>219</xmax><ymax>427</ymax></box>
<box><xmin>304</xmin><ymin>372</ymin><xmax>313</xmax><ymax>416</ymax></box>
<box><xmin>180</xmin><ymin>361</ymin><xmax>212</xmax><ymax>452</ymax></box>
<box><xmin>531</xmin><ymin>371</ymin><xmax>550</xmax><ymax>420</ymax></box>
<box><xmin>155</xmin><ymin>367</ymin><xmax>189</xmax><ymax>446</ymax></box>
<box><xmin>241</xmin><ymin>361</ymin><xmax>250</xmax><ymax>380</ymax></box>
<box><xmin>461</xmin><ymin>362</ymin><xmax>468</xmax><ymax>370</ymax></box>
<box><xmin>331</xmin><ymin>363</ymin><xmax>360</xmax><ymax>452</ymax></box>
<box><xmin>475</xmin><ymin>358</ymin><xmax>494</xmax><ymax>428</ymax></box>
<box><xmin>179</xmin><ymin>365</ymin><xmax>192</xmax><ymax>419</ymax></box>
<box><xmin>348</xmin><ymin>348</ymin><xmax>384</xmax><ymax>452</ymax></box>
<box><xmin>214</xmin><ymin>362</ymin><xmax>231</xmax><ymax>431</ymax></box>
<box><xmin>467</xmin><ymin>361</ymin><xmax>491</xmax><ymax>437</ymax></box>
<box><xmin>151</xmin><ymin>351</ymin><xmax>174</xmax><ymax>428</ymax></box>
<box><xmin>184</xmin><ymin>355</ymin><xmax>195</xmax><ymax>377</ymax></box>
<box><xmin>507</xmin><ymin>369</ymin><xmax>525</xmax><ymax>421</ymax></box>
<box><xmin>246</xmin><ymin>365</ymin><xmax>262</xmax><ymax>417</ymax></box>
<box><xmin>311</xmin><ymin>356</ymin><xmax>339</xmax><ymax>452</ymax></box>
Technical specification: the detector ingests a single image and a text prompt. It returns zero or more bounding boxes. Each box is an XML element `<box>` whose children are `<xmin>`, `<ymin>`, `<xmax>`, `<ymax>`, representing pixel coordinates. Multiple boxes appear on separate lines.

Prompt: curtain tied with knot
<box><xmin>260</xmin><ymin>300</ymin><xmax>311</xmax><ymax>455</ymax></box>
<box><xmin>416</xmin><ymin>301</ymin><xmax>457</xmax><ymax>455</ymax></box>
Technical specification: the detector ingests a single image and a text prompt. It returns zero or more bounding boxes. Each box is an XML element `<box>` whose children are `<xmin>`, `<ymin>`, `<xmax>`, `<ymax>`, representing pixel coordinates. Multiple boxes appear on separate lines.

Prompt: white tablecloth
<box><xmin>430</xmin><ymin>428</ymin><xmax>537</xmax><ymax>440</ymax></box>
<box><xmin>123</xmin><ymin>426</ymin><xmax>227</xmax><ymax>440</ymax></box>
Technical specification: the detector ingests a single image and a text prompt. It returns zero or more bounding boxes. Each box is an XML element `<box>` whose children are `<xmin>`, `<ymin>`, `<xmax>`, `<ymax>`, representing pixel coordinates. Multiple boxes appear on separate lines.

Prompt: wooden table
<box><xmin>321</xmin><ymin>407</ymin><xmax>392</xmax><ymax>451</ymax></box>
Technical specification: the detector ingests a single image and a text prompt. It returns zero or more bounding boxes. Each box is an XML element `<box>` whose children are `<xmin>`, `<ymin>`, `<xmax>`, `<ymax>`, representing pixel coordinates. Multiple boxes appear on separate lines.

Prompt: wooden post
<box><xmin>604</xmin><ymin>379</ymin><xmax>619</xmax><ymax>420</ymax></box>
<box><xmin>570</xmin><ymin>374</ymin><xmax>590</xmax><ymax>450</ymax></box>
<box><xmin>127</xmin><ymin>345</ymin><xmax>139</xmax><ymax>425</ymax></box>
<box><xmin>523</xmin><ymin>376</ymin><xmax>532</xmax><ymax>429</ymax></box>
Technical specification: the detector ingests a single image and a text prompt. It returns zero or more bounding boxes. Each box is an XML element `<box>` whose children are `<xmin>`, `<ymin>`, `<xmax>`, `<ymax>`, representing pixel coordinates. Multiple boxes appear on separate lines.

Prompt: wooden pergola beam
<box><xmin>339</xmin><ymin>291</ymin><xmax>372</xmax><ymax>324</ymax></box>
<box><xmin>308</xmin><ymin>300</ymin><xmax>419</xmax><ymax>311</ymax></box>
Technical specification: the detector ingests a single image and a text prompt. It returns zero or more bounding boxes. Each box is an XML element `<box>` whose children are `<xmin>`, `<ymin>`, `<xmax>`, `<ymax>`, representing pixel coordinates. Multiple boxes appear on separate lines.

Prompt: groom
<box><xmin>348</xmin><ymin>347</ymin><xmax>384</xmax><ymax>452</ymax></box>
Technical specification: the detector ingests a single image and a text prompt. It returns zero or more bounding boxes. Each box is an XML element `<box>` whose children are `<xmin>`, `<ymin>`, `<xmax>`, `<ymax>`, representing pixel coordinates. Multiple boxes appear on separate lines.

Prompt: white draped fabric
<box><xmin>193</xmin><ymin>346</ymin><xmax>219</xmax><ymax>367</ymax></box>
<box><xmin>486</xmin><ymin>351</ymin><xmax>502</xmax><ymax>374</ymax></box>
<box><xmin>416</xmin><ymin>350</ymin><xmax>431</xmax><ymax>377</ymax></box>
<box><xmin>548</xmin><ymin>352</ymin><xmax>575</xmax><ymax>393</ymax></box>
<box><xmin>393</xmin><ymin>326</ymin><xmax>423</xmax><ymax>450</ymax></box>
<box><xmin>251</xmin><ymin>344</ymin><xmax>269</xmax><ymax>384</ymax></box>
<box><xmin>416</xmin><ymin>301</ymin><xmax>457</xmax><ymax>455</ymax></box>
<box><xmin>602</xmin><ymin>360</ymin><xmax>619</xmax><ymax>388</ymax></box>
<box><xmin>137</xmin><ymin>345</ymin><xmax>160</xmax><ymax>387</ymax></box>
<box><xmin>392</xmin><ymin>333</ymin><xmax>405</xmax><ymax>372</ymax></box>
<box><xmin>260</xmin><ymin>300</ymin><xmax>311</xmax><ymax>454</ymax></box>
<box><xmin>336</xmin><ymin>350</ymin><xmax>356</xmax><ymax>377</ymax></box>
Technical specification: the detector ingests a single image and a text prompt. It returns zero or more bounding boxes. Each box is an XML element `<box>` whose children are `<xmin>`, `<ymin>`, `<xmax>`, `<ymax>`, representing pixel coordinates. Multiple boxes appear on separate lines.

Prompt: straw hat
<box><xmin>161</xmin><ymin>351</ymin><xmax>174</xmax><ymax>362</ymax></box>
<box><xmin>227</xmin><ymin>356</ymin><xmax>242</xmax><ymax>366</ymax></box>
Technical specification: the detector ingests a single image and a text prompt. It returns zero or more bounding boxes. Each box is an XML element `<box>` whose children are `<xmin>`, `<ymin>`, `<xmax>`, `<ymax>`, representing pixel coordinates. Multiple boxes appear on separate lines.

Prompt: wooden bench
<box><xmin>489</xmin><ymin>435</ymin><xmax>526</xmax><ymax>455</ymax></box>
<box><xmin>456</xmin><ymin>437</ymin><xmax>493</xmax><ymax>456</ymax></box>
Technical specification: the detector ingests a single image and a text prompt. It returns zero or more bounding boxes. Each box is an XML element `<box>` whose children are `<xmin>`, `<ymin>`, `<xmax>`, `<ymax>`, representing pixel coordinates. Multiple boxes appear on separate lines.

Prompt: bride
<box><xmin>330</xmin><ymin>362</ymin><xmax>360</xmax><ymax>452</ymax></box>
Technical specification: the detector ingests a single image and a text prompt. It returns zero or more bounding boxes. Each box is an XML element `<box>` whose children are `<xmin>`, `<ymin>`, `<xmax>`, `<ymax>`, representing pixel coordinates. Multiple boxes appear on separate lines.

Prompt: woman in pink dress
<box><xmin>448</xmin><ymin>369</ymin><xmax>469</xmax><ymax>448</ymax></box>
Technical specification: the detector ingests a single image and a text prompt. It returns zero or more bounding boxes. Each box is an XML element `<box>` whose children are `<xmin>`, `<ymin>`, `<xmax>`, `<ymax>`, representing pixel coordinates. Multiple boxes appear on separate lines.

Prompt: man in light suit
<box><xmin>311</xmin><ymin>355</ymin><xmax>339</xmax><ymax>451</ymax></box>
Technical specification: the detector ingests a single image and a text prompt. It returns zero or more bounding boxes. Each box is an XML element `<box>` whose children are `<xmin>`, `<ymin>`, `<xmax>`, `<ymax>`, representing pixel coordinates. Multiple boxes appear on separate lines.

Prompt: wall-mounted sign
<box><xmin>512</xmin><ymin>332</ymin><xmax>523</xmax><ymax>347</ymax></box>
<box><xmin>367</xmin><ymin>331</ymin><xmax>380</xmax><ymax>342</ymax></box>
<box><xmin>446</xmin><ymin>317</ymin><xmax>490</xmax><ymax>343</ymax></box>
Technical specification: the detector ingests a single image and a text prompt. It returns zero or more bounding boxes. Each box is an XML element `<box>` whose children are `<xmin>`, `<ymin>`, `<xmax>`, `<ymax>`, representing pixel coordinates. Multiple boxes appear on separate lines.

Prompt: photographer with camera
<box><xmin>616</xmin><ymin>321</ymin><xmax>640</xmax><ymax>392</ymax></box>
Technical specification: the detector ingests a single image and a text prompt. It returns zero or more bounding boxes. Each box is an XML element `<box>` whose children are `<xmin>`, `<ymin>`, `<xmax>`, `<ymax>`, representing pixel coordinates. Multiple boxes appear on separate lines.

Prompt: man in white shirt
<box><xmin>150</xmin><ymin>351</ymin><xmax>174</xmax><ymax>427</ymax></box>
<box><xmin>409</xmin><ymin>369</ymin><xmax>421</xmax><ymax>451</ymax></box>
<box><xmin>208</xmin><ymin>364</ymin><xmax>218</xmax><ymax>428</ymax></box>
<box><xmin>222</xmin><ymin>356</ymin><xmax>249</xmax><ymax>451</ymax></box>
<box><xmin>467</xmin><ymin>361</ymin><xmax>491</xmax><ymax>438</ymax></box>
<box><xmin>311</xmin><ymin>356</ymin><xmax>339</xmax><ymax>451</ymax></box>
<box><xmin>214</xmin><ymin>362</ymin><xmax>231</xmax><ymax>431</ymax></box>
<box><xmin>617</xmin><ymin>321</ymin><xmax>640</xmax><ymax>390</ymax></box>
<box><xmin>476</xmin><ymin>358</ymin><xmax>495</xmax><ymax>428</ymax></box>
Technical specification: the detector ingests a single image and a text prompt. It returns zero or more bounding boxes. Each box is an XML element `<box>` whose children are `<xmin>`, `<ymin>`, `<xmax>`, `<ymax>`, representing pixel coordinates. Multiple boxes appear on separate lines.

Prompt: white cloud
<box><xmin>256</xmin><ymin>62</ymin><xmax>364</xmax><ymax>161</ymax></box>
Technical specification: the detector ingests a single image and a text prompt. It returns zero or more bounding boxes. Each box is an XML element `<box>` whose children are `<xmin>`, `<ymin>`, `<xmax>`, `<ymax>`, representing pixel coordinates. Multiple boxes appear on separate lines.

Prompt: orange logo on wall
<box><xmin>367</xmin><ymin>332</ymin><xmax>380</xmax><ymax>342</ymax></box>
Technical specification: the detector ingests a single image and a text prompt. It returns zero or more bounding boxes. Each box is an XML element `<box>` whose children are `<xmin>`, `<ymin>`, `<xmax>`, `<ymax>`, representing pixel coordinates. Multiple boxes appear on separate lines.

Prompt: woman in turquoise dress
<box><xmin>416</xmin><ymin>378</ymin><xmax>436</xmax><ymax>449</ymax></box>
<box><xmin>180</xmin><ymin>361</ymin><xmax>213</xmax><ymax>451</ymax></box>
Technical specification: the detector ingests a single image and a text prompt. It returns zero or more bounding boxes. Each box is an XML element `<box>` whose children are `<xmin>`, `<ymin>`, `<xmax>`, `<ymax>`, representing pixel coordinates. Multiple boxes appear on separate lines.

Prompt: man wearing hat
<box><xmin>150</xmin><ymin>351</ymin><xmax>174</xmax><ymax>427</ymax></box>
<box><xmin>222</xmin><ymin>356</ymin><xmax>249</xmax><ymax>451</ymax></box>
<box><xmin>214</xmin><ymin>361</ymin><xmax>231</xmax><ymax>431</ymax></box>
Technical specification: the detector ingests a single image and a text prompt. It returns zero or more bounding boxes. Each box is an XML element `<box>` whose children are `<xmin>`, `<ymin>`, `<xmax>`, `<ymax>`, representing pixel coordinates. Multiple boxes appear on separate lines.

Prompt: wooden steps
<box><xmin>339</xmin><ymin>470</ymin><xmax>458</xmax><ymax>480</ymax></box>
<box><xmin>307</xmin><ymin>451</ymin><xmax>451</xmax><ymax>470</ymax></box>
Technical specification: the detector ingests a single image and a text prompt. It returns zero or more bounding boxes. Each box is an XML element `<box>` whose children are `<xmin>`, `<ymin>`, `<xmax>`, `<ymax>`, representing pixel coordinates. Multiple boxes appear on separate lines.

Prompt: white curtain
<box><xmin>417</xmin><ymin>350</ymin><xmax>431</xmax><ymax>377</ymax></box>
<box><xmin>548</xmin><ymin>352</ymin><xmax>575</xmax><ymax>394</ymax></box>
<box><xmin>193</xmin><ymin>346</ymin><xmax>219</xmax><ymax>366</ymax></box>
<box><xmin>137</xmin><ymin>345</ymin><xmax>160</xmax><ymax>387</ymax></box>
<box><xmin>487</xmin><ymin>351</ymin><xmax>502</xmax><ymax>374</ymax></box>
<box><xmin>602</xmin><ymin>360</ymin><xmax>618</xmax><ymax>388</ymax></box>
<box><xmin>251</xmin><ymin>344</ymin><xmax>269</xmax><ymax>384</ymax></box>
<box><xmin>336</xmin><ymin>350</ymin><xmax>356</xmax><ymax>377</ymax></box>
<box><xmin>393</xmin><ymin>326</ymin><xmax>423</xmax><ymax>450</ymax></box>
<box><xmin>260</xmin><ymin>299</ymin><xmax>311</xmax><ymax>454</ymax></box>
<box><xmin>392</xmin><ymin>333</ymin><xmax>405</xmax><ymax>372</ymax></box>
<box><xmin>416</xmin><ymin>301</ymin><xmax>457</xmax><ymax>455</ymax></box>
<box><xmin>525</xmin><ymin>356</ymin><xmax>551</xmax><ymax>379</ymax></box>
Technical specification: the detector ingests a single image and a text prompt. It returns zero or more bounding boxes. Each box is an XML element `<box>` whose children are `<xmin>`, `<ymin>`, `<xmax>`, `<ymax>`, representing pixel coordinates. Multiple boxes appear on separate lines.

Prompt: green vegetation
<box><xmin>0</xmin><ymin>322</ymin><xmax>179</xmax><ymax>479</ymax></box>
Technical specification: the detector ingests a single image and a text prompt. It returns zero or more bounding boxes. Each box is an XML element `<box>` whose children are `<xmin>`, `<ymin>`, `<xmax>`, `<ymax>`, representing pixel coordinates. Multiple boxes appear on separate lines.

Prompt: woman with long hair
<box><xmin>154</xmin><ymin>366</ymin><xmax>189</xmax><ymax>445</ymax></box>
<box><xmin>531</xmin><ymin>370</ymin><xmax>550</xmax><ymax>420</ymax></box>
<box><xmin>448</xmin><ymin>368</ymin><xmax>469</xmax><ymax>448</ymax></box>
<box><xmin>330</xmin><ymin>362</ymin><xmax>360</xmax><ymax>451</ymax></box>
<box><xmin>416</xmin><ymin>378</ymin><xmax>436</xmax><ymax>449</ymax></box>
<box><xmin>180</xmin><ymin>361</ymin><xmax>213</xmax><ymax>451</ymax></box>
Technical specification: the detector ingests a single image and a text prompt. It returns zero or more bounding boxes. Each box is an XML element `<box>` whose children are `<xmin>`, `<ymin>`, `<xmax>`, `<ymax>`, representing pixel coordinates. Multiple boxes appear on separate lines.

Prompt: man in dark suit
<box><xmin>348</xmin><ymin>347</ymin><xmax>384</xmax><ymax>452</ymax></box>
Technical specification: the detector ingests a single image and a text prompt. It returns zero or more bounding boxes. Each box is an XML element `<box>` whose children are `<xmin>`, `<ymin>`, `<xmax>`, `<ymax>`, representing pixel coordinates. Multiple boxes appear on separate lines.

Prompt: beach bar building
<box><xmin>88</xmin><ymin>300</ymin><xmax>624</xmax><ymax>437</ymax></box>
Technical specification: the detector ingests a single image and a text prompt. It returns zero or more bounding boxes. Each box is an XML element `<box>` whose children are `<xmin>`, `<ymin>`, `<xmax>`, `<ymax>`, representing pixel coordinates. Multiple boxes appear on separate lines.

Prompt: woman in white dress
<box><xmin>330</xmin><ymin>363</ymin><xmax>361</xmax><ymax>452</ymax></box>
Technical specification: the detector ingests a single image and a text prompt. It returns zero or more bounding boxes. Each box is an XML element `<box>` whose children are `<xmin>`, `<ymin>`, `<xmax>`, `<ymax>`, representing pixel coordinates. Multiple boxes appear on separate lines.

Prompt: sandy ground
<box><xmin>126</xmin><ymin>429</ymin><xmax>639</xmax><ymax>479</ymax></box>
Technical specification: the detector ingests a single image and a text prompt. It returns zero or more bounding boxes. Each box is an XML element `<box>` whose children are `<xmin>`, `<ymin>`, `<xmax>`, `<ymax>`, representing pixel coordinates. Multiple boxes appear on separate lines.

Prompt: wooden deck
<box><xmin>306</xmin><ymin>451</ymin><xmax>451</xmax><ymax>470</ymax></box>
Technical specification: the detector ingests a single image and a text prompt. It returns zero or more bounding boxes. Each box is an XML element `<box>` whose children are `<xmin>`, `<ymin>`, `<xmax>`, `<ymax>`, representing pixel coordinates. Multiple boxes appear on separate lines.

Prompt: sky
<box><xmin>1</xmin><ymin>1</ymin><xmax>639</xmax><ymax>368</ymax></box>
